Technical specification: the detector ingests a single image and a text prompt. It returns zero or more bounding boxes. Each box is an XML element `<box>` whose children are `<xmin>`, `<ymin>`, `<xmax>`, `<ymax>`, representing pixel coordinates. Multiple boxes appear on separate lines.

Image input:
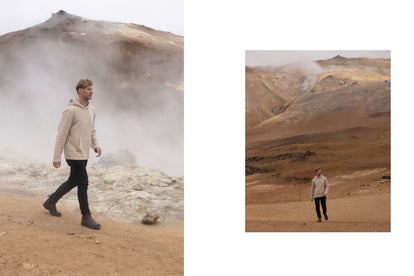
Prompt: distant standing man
<box><xmin>310</xmin><ymin>168</ymin><xmax>329</xmax><ymax>223</ymax></box>
<box><xmin>43</xmin><ymin>79</ymin><xmax>102</xmax><ymax>230</ymax></box>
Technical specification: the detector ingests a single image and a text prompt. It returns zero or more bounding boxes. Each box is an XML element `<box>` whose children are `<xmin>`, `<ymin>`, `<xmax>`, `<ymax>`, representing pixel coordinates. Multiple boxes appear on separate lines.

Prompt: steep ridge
<box><xmin>245</xmin><ymin>62</ymin><xmax>322</xmax><ymax>129</ymax></box>
<box><xmin>246</xmin><ymin>58</ymin><xmax>390</xmax><ymax>143</ymax></box>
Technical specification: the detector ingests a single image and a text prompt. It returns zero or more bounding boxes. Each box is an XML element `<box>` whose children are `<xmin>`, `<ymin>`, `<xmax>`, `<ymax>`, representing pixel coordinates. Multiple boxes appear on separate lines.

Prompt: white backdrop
<box><xmin>185</xmin><ymin>0</ymin><xmax>412</xmax><ymax>275</ymax></box>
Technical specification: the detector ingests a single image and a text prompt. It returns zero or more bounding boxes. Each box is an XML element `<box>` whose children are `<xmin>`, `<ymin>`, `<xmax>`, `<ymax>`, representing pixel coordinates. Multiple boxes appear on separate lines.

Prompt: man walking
<box><xmin>43</xmin><ymin>79</ymin><xmax>102</xmax><ymax>230</ymax></box>
<box><xmin>310</xmin><ymin>168</ymin><xmax>329</xmax><ymax>223</ymax></box>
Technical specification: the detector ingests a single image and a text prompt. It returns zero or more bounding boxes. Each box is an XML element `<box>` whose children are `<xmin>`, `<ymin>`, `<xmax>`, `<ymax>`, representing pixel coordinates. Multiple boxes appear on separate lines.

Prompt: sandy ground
<box><xmin>246</xmin><ymin>191</ymin><xmax>390</xmax><ymax>232</ymax></box>
<box><xmin>0</xmin><ymin>192</ymin><xmax>183</xmax><ymax>276</ymax></box>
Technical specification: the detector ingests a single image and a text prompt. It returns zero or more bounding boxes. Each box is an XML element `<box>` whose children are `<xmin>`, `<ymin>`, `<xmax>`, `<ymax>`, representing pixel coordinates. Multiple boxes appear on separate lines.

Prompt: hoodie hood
<box><xmin>313</xmin><ymin>174</ymin><xmax>325</xmax><ymax>180</ymax></box>
<box><xmin>69</xmin><ymin>98</ymin><xmax>89</xmax><ymax>109</ymax></box>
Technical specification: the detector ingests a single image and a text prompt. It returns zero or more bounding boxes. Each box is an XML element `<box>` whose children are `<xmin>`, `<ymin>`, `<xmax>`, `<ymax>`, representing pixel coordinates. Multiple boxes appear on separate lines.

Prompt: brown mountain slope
<box><xmin>246</xmin><ymin>57</ymin><xmax>390</xmax><ymax>139</ymax></box>
<box><xmin>245</xmin><ymin>62</ymin><xmax>322</xmax><ymax>129</ymax></box>
<box><xmin>0</xmin><ymin>10</ymin><xmax>183</xmax><ymax>107</ymax></box>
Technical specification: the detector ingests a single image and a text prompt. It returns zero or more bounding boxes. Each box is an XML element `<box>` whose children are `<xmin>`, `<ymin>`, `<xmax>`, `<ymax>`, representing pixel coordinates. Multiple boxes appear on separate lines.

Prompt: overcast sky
<box><xmin>0</xmin><ymin>0</ymin><xmax>183</xmax><ymax>36</ymax></box>
<box><xmin>245</xmin><ymin>50</ymin><xmax>391</xmax><ymax>66</ymax></box>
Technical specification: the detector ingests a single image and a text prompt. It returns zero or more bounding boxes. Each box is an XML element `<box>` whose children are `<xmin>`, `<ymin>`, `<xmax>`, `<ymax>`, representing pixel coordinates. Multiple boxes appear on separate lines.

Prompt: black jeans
<box><xmin>50</xmin><ymin>160</ymin><xmax>91</xmax><ymax>216</ymax></box>
<box><xmin>314</xmin><ymin>196</ymin><xmax>327</xmax><ymax>219</ymax></box>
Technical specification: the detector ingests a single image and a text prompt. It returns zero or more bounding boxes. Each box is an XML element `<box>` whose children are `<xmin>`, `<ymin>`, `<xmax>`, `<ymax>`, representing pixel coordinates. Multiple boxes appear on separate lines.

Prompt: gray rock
<box><xmin>142</xmin><ymin>212</ymin><xmax>160</xmax><ymax>225</ymax></box>
<box><xmin>132</xmin><ymin>184</ymin><xmax>143</xmax><ymax>191</ymax></box>
<box><xmin>150</xmin><ymin>178</ymin><xmax>172</xmax><ymax>187</ymax></box>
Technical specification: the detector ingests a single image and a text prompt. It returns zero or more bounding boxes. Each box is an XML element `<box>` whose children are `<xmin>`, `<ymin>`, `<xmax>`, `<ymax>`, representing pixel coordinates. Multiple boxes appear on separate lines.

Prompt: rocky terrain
<box><xmin>0</xmin><ymin>149</ymin><xmax>183</xmax><ymax>222</ymax></box>
<box><xmin>245</xmin><ymin>55</ymin><xmax>390</xmax><ymax>231</ymax></box>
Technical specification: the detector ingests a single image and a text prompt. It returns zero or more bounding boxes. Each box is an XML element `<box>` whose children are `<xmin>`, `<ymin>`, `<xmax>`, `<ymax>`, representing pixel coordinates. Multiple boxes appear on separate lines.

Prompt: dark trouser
<box><xmin>314</xmin><ymin>196</ymin><xmax>327</xmax><ymax>219</ymax></box>
<box><xmin>50</xmin><ymin>160</ymin><xmax>91</xmax><ymax>216</ymax></box>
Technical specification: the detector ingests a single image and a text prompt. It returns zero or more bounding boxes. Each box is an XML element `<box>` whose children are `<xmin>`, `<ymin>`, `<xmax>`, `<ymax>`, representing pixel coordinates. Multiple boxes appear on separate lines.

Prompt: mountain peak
<box><xmin>50</xmin><ymin>10</ymin><xmax>82</xmax><ymax>20</ymax></box>
<box><xmin>40</xmin><ymin>10</ymin><xmax>85</xmax><ymax>27</ymax></box>
<box><xmin>54</xmin><ymin>10</ymin><xmax>69</xmax><ymax>16</ymax></box>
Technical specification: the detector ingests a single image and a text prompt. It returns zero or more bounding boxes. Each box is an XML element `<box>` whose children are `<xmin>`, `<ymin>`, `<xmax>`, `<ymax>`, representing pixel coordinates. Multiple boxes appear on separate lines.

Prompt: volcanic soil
<box><xmin>0</xmin><ymin>192</ymin><xmax>183</xmax><ymax>275</ymax></box>
<box><xmin>246</xmin><ymin>169</ymin><xmax>390</xmax><ymax>232</ymax></box>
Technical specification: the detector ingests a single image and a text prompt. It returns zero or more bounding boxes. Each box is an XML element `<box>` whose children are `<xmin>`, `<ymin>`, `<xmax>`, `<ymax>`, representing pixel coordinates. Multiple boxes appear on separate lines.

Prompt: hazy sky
<box><xmin>245</xmin><ymin>50</ymin><xmax>391</xmax><ymax>66</ymax></box>
<box><xmin>0</xmin><ymin>0</ymin><xmax>183</xmax><ymax>36</ymax></box>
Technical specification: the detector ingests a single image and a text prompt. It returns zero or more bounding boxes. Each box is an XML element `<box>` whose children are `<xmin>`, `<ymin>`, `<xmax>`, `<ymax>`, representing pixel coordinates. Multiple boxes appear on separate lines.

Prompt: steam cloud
<box><xmin>0</xmin><ymin>20</ymin><xmax>183</xmax><ymax>176</ymax></box>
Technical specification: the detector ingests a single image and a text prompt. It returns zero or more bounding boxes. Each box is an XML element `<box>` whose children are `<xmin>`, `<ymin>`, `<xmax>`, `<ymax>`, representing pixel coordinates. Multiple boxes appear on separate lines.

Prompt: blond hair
<box><xmin>76</xmin><ymin>79</ymin><xmax>93</xmax><ymax>94</ymax></box>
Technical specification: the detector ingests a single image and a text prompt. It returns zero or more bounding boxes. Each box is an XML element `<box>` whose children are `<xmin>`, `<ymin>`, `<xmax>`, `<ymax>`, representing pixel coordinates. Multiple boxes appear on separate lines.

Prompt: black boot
<box><xmin>81</xmin><ymin>214</ymin><xmax>101</xmax><ymax>230</ymax></box>
<box><xmin>43</xmin><ymin>197</ymin><xmax>62</xmax><ymax>217</ymax></box>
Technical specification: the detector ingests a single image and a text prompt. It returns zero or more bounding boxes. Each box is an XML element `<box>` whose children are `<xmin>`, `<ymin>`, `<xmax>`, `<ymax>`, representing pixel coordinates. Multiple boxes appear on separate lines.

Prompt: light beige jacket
<box><xmin>53</xmin><ymin>99</ymin><xmax>99</xmax><ymax>162</ymax></box>
<box><xmin>310</xmin><ymin>175</ymin><xmax>329</xmax><ymax>199</ymax></box>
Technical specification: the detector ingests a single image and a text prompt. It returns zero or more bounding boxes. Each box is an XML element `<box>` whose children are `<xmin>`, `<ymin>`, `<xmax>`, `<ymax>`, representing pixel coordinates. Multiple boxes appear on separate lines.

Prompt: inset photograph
<box><xmin>245</xmin><ymin>50</ymin><xmax>390</xmax><ymax>232</ymax></box>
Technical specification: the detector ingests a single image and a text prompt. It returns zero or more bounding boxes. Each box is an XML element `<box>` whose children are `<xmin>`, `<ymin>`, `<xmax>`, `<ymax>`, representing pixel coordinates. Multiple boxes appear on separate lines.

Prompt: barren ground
<box><xmin>0</xmin><ymin>192</ymin><xmax>183</xmax><ymax>276</ymax></box>
<box><xmin>246</xmin><ymin>170</ymin><xmax>390</xmax><ymax>232</ymax></box>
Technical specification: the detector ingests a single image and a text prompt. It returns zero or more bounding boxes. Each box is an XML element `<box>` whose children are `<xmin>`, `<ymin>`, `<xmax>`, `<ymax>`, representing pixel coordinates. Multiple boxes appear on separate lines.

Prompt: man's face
<box><xmin>316</xmin><ymin>169</ymin><xmax>322</xmax><ymax>175</ymax></box>
<box><xmin>79</xmin><ymin>85</ymin><xmax>93</xmax><ymax>100</ymax></box>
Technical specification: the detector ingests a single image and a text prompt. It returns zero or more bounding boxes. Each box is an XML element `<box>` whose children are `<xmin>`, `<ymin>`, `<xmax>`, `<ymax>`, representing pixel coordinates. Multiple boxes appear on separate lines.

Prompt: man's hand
<box><xmin>310</xmin><ymin>199</ymin><xmax>313</xmax><ymax>201</ymax></box>
<box><xmin>53</xmin><ymin>162</ymin><xmax>61</xmax><ymax>168</ymax></box>
<box><xmin>95</xmin><ymin>147</ymin><xmax>102</xmax><ymax>157</ymax></box>
<box><xmin>323</xmin><ymin>193</ymin><xmax>327</xmax><ymax>197</ymax></box>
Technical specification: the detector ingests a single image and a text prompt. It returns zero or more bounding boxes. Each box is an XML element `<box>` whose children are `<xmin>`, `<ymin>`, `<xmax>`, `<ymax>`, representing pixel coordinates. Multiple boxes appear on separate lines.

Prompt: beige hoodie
<box><xmin>310</xmin><ymin>175</ymin><xmax>329</xmax><ymax>199</ymax></box>
<box><xmin>53</xmin><ymin>99</ymin><xmax>99</xmax><ymax>162</ymax></box>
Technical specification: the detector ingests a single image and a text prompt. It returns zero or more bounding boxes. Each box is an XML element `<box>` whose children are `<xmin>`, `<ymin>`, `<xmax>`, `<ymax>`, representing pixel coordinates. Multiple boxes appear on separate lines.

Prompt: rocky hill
<box><xmin>246</xmin><ymin>56</ymin><xmax>390</xmax><ymax>205</ymax></box>
<box><xmin>0</xmin><ymin>10</ymin><xmax>183</xmax><ymax>84</ymax></box>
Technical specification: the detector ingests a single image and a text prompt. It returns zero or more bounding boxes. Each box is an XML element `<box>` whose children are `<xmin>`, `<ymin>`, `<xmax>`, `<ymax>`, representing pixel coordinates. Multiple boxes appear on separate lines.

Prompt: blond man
<box><xmin>43</xmin><ymin>79</ymin><xmax>102</xmax><ymax>230</ymax></box>
<box><xmin>310</xmin><ymin>168</ymin><xmax>329</xmax><ymax>223</ymax></box>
